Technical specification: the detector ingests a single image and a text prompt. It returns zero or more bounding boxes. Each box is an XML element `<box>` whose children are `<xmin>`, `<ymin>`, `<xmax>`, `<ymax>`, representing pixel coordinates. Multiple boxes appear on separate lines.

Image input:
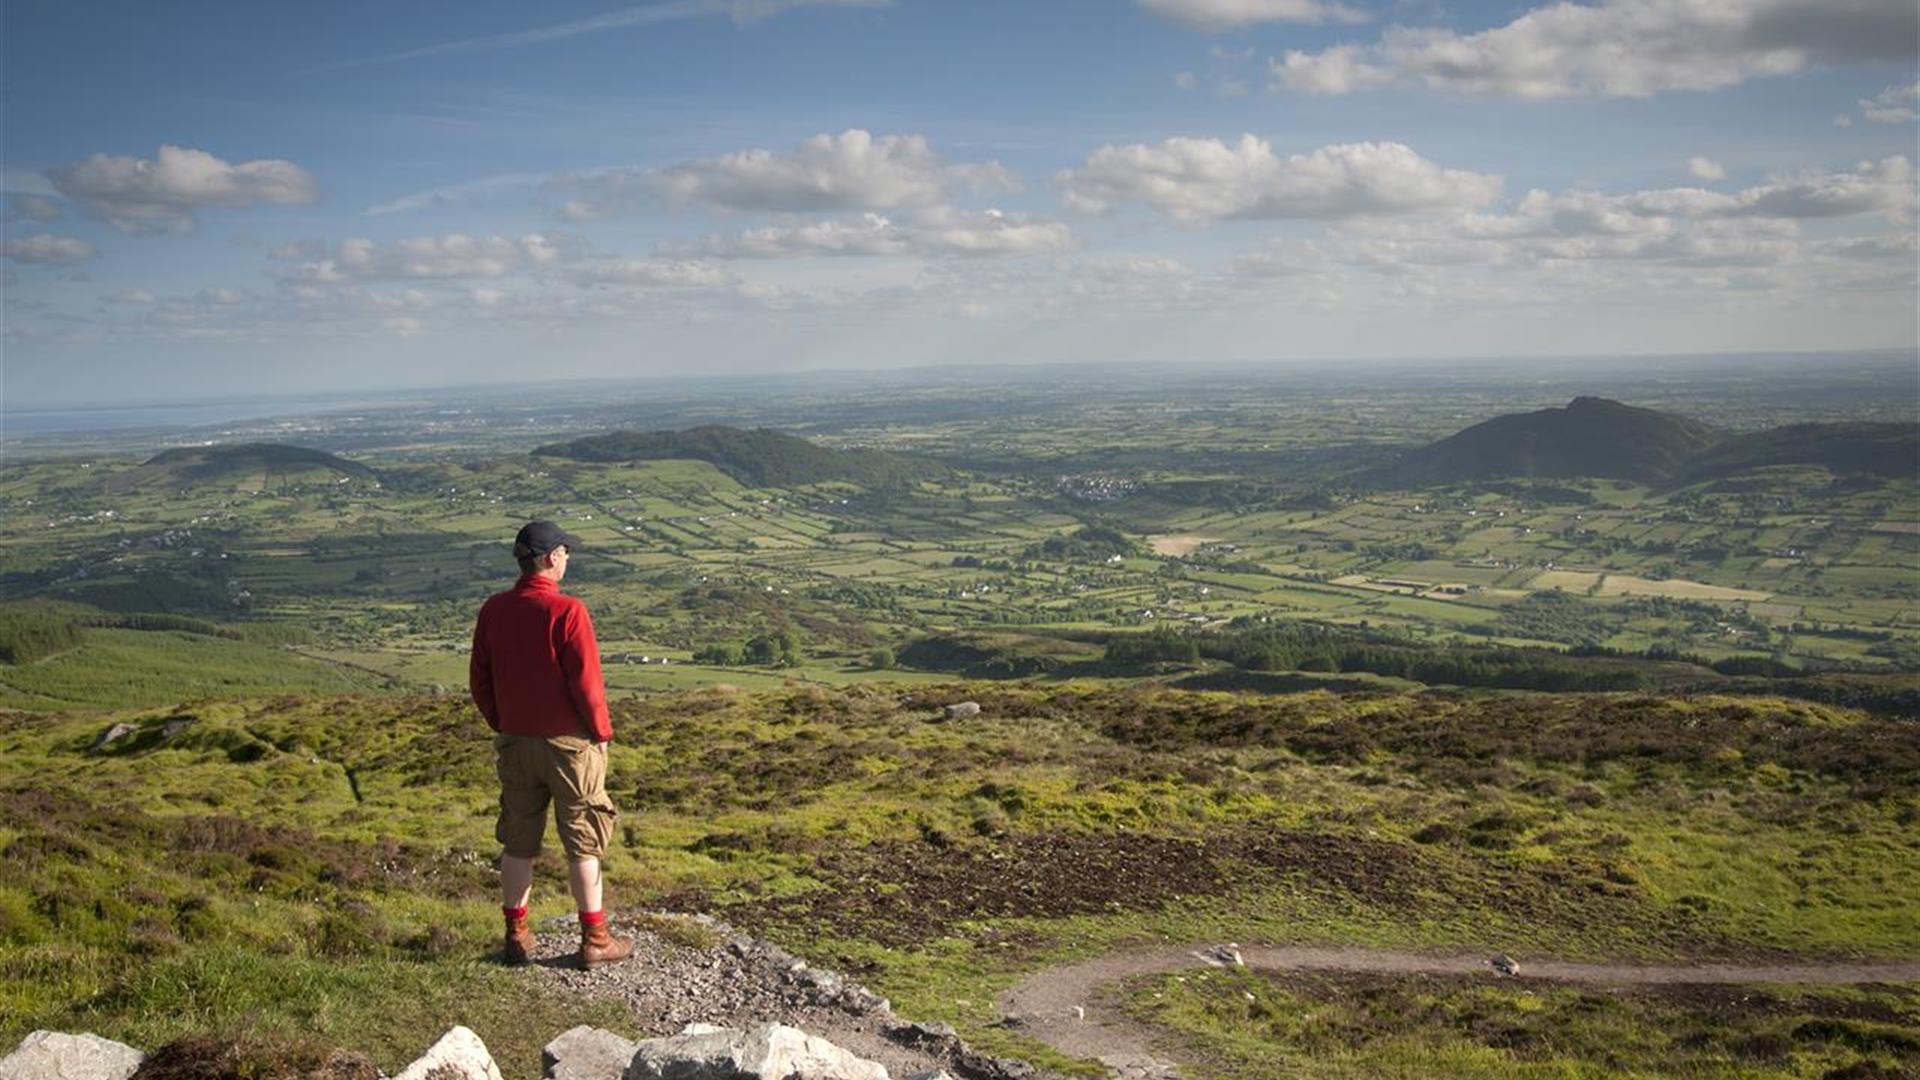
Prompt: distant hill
<box><xmin>1676</xmin><ymin>422</ymin><xmax>1919</xmax><ymax>483</ymax></box>
<box><xmin>1381</xmin><ymin>397</ymin><xmax>1721</xmax><ymax>485</ymax></box>
<box><xmin>111</xmin><ymin>443</ymin><xmax>376</xmax><ymax>491</ymax></box>
<box><xmin>531</xmin><ymin>425</ymin><xmax>949</xmax><ymax>487</ymax></box>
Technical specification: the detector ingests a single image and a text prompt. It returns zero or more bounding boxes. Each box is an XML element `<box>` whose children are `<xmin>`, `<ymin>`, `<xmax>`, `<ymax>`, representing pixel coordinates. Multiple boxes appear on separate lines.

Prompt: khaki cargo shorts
<box><xmin>494</xmin><ymin>733</ymin><xmax>617</xmax><ymax>860</ymax></box>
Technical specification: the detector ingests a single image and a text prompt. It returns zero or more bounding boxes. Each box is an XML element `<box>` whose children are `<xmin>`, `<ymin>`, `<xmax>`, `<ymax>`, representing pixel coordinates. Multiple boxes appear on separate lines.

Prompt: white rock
<box><xmin>545</xmin><ymin>1026</ymin><xmax>639</xmax><ymax>1080</ymax></box>
<box><xmin>1193</xmin><ymin>944</ymin><xmax>1243</xmax><ymax>967</ymax></box>
<box><xmin>395</xmin><ymin>1026</ymin><xmax>502</xmax><ymax>1080</ymax></box>
<box><xmin>90</xmin><ymin>724</ymin><xmax>138</xmax><ymax>752</ymax></box>
<box><xmin>625</xmin><ymin>1022</ymin><xmax>888</xmax><ymax>1080</ymax></box>
<box><xmin>0</xmin><ymin>1031</ymin><xmax>143</xmax><ymax>1080</ymax></box>
<box><xmin>941</xmin><ymin>702</ymin><xmax>981</xmax><ymax>721</ymax></box>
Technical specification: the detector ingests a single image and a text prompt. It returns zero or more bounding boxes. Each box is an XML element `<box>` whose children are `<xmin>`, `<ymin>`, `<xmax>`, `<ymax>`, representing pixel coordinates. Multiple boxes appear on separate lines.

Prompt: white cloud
<box><xmin>1687</xmin><ymin>156</ymin><xmax>1727</xmax><ymax>181</ymax></box>
<box><xmin>109</xmin><ymin>289</ymin><xmax>158</xmax><ymax>305</ymax></box>
<box><xmin>1729</xmin><ymin>156</ymin><xmax>1915</xmax><ymax>221</ymax></box>
<box><xmin>47</xmin><ymin>145</ymin><xmax>317</xmax><ymax>233</ymax></box>
<box><xmin>1273</xmin><ymin>0</ymin><xmax>1918</xmax><ymax>99</ymax></box>
<box><xmin>271</xmin><ymin>233</ymin><xmax>563</xmax><ymax>282</ymax></box>
<box><xmin>1264</xmin><ymin>157</ymin><xmax>1916</xmax><ymax>292</ymax></box>
<box><xmin>555</xmin><ymin>130</ymin><xmax>1017</xmax><ymax>218</ymax></box>
<box><xmin>1858</xmin><ymin>81</ymin><xmax>1920</xmax><ymax>124</ymax></box>
<box><xmin>1817</xmin><ymin>232</ymin><xmax>1918</xmax><ymax>259</ymax></box>
<box><xmin>1174</xmin><ymin>71</ymin><xmax>1199</xmax><ymax>90</ymax></box>
<box><xmin>916</xmin><ymin>207</ymin><xmax>1075</xmax><ymax>256</ymax></box>
<box><xmin>571</xmin><ymin>259</ymin><xmax>736</xmax><ymax>287</ymax></box>
<box><xmin>1059</xmin><ymin>137</ymin><xmax>1502</xmax><ymax>224</ymax></box>
<box><xmin>1138</xmin><ymin>0</ymin><xmax>1367</xmax><ymax>30</ymax></box>
<box><xmin>691</xmin><ymin>214</ymin><xmax>912</xmax><ymax>257</ymax></box>
<box><xmin>686</xmin><ymin>207</ymin><xmax>1072</xmax><ymax>258</ymax></box>
<box><xmin>2</xmin><ymin>234</ymin><xmax>97</xmax><ymax>264</ymax></box>
<box><xmin>5</xmin><ymin>195</ymin><xmax>63</xmax><ymax>223</ymax></box>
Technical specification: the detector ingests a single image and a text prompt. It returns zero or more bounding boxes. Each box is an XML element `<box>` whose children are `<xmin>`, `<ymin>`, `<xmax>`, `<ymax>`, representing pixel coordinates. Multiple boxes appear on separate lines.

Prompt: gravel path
<box><xmin>999</xmin><ymin>943</ymin><xmax>1920</xmax><ymax>1080</ymax></box>
<box><xmin>523</xmin><ymin>914</ymin><xmax>1044</xmax><ymax>1079</ymax></box>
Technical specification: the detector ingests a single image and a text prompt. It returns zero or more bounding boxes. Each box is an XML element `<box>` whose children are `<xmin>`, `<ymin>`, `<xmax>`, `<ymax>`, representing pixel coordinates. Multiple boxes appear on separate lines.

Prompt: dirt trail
<box><xmin>1000</xmin><ymin>944</ymin><xmax>1920</xmax><ymax>1080</ymax></box>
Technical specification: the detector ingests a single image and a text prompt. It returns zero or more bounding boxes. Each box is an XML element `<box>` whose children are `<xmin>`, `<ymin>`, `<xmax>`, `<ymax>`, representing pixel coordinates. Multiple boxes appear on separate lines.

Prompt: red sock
<box><xmin>502</xmin><ymin>905</ymin><xmax>528</xmax><ymax>921</ymax></box>
<box><xmin>579</xmin><ymin>909</ymin><xmax>607</xmax><ymax>927</ymax></box>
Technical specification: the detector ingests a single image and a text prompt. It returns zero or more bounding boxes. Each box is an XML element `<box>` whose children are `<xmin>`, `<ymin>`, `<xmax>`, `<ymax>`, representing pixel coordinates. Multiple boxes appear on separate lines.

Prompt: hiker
<box><xmin>470</xmin><ymin>520</ymin><xmax>634</xmax><ymax>969</ymax></box>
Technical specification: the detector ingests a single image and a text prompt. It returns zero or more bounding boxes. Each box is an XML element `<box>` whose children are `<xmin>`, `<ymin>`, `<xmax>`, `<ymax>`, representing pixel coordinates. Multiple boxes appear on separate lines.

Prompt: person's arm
<box><xmin>559</xmin><ymin>602</ymin><xmax>612</xmax><ymax>742</ymax></box>
<box><xmin>469</xmin><ymin>616</ymin><xmax>500</xmax><ymax>732</ymax></box>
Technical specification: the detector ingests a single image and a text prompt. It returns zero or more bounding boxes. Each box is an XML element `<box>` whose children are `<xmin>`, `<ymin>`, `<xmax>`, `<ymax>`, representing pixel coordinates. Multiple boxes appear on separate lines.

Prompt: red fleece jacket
<box><xmin>469</xmin><ymin>574</ymin><xmax>612</xmax><ymax>742</ymax></box>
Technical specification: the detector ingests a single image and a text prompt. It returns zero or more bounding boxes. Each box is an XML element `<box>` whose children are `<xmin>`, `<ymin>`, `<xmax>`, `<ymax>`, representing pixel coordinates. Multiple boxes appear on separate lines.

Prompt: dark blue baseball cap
<box><xmin>514</xmin><ymin>520</ymin><xmax>583</xmax><ymax>557</ymax></box>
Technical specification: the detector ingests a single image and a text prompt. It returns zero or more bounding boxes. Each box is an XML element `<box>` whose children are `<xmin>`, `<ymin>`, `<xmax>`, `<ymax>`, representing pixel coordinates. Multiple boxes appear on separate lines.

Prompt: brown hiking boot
<box><xmin>502</xmin><ymin>913</ymin><xmax>536</xmax><ymax>966</ymax></box>
<box><xmin>578</xmin><ymin>917</ymin><xmax>633</xmax><ymax>969</ymax></box>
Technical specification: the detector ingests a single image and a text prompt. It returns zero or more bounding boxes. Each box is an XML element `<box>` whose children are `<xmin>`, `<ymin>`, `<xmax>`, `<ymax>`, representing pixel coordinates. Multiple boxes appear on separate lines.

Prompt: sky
<box><xmin>2</xmin><ymin>0</ymin><xmax>1916</xmax><ymax>410</ymax></box>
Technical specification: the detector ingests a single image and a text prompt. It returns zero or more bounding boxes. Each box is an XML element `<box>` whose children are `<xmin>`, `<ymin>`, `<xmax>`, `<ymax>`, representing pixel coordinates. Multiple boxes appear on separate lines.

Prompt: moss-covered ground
<box><xmin>1</xmin><ymin>683</ymin><xmax>1915</xmax><ymax>1074</ymax></box>
<box><xmin>1126</xmin><ymin>968</ymin><xmax>1919</xmax><ymax>1078</ymax></box>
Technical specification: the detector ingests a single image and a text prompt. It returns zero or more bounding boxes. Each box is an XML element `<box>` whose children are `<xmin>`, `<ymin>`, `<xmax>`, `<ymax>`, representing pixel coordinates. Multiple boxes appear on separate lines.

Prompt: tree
<box><xmin>694</xmin><ymin>641</ymin><xmax>745</xmax><ymax>665</ymax></box>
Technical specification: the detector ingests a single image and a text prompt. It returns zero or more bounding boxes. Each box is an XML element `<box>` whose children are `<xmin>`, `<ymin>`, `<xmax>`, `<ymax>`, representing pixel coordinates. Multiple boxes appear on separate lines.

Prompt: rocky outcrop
<box><xmin>546</xmin><ymin>1027</ymin><xmax>640</xmax><ymax>1080</ymax></box>
<box><xmin>7</xmin><ymin>1018</ymin><xmax>1039</xmax><ymax>1080</ymax></box>
<box><xmin>0</xmin><ymin>1031</ymin><xmax>143</xmax><ymax>1080</ymax></box>
<box><xmin>626</xmin><ymin>1022</ymin><xmax>888</xmax><ymax>1080</ymax></box>
<box><xmin>6</xmin><ymin>919</ymin><xmax>1047</xmax><ymax>1080</ymax></box>
<box><xmin>392</xmin><ymin>1027</ymin><xmax>501</xmax><ymax>1080</ymax></box>
<box><xmin>90</xmin><ymin>724</ymin><xmax>138</xmax><ymax>753</ymax></box>
<box><xmin>531</xmin><ymin>915</ymin><xmax>1039</xmax><ymax>1079</ymax></box>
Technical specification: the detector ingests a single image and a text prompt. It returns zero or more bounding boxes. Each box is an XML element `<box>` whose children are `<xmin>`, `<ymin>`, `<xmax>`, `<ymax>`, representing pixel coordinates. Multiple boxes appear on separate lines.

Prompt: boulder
<box><xmin>836</xmin><ymin>987</ymin><xmax>891</xmax><ymax>1017</ymax></box>
<box><xmin>624</xmin><ymin>1023</ymin><xmax>887</xmax><ymax>1080</ymax></box>
<box><xmin>544</xmin><ymin>1026</ymin><xmax>638</xmax><ymax>1080</ymax></box>
<box><xmin>393</xmin><ymin>1027</ymin><xmax>501</xmax><ymax>1080</ymax></box>
<box><xmin>0</xmin><ymin>1031</ymin><xmax>142</xmax><ymax>1080</ymax></box>
<box><xmin>883</xmin><ymin>1021</ymin><xmax>957</xmax><ymax>1053</ymax></box>
<box><xmin>1195</xmin><ymin>943</ymin><xmax>1243</xmax><ymax>967</ymax></box>
<box><xmin>941</xmin><ymin>702</ymin><xmax>980</xmax><ymax>721</ymax></box>
<box><xmin>90</xmin><ymin>724</ymin><xmax>138</xmax><ymax>753</ymax></box>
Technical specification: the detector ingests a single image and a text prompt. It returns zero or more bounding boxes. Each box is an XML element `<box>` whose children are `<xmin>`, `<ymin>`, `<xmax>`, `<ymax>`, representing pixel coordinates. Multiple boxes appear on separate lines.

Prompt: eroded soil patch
<box><xmin>714</xmin><ymin>827</ymin><xmax>1715</xmax><ymax>954</ymax></box>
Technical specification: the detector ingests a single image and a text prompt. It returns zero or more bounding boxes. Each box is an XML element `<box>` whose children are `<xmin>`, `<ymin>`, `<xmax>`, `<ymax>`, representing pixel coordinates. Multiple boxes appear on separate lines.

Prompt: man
<box><xmin>470</xmin><ymin>520</ymin><xmax>634</xmax><ymax>969</ymax></box>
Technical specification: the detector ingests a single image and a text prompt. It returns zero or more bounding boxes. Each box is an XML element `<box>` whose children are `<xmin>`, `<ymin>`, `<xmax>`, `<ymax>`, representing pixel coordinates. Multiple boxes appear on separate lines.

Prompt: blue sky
<box><xmin>3</xmin><ymin>0</ymin><xmax>1916</xmax><ymax>408</ymax></box>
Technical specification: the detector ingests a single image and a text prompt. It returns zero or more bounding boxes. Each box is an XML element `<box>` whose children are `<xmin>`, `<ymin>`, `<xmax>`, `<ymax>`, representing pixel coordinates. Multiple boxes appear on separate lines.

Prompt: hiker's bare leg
<box><xmin>501</xmin><ymin>854</ymin><xmax>534</xmax><ymax>910</ymax></box>
<box><xmin>568</xmin><ymin>856</ymin><xmax>603</xmax><ymax>913</ymax></box>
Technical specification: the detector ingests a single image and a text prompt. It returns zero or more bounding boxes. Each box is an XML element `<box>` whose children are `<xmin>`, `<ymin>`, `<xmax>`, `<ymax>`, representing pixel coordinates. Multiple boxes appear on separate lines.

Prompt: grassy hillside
<box><xmin>1128</xmin><ymin>968</ymin><xmax>1920</xmax><ymax>1078</ymax></box>
<box><xmin>108</xmin><ymin>443</ymin><xmax>377</xmax><ymax>492</ymax></box>
<box><xmin>1382</xmin><ymin>397</ymin><xmax>1721</xmax><ymax>486</ymax></box>
<box><xmin>1678</xmin><ymin>421</ymin><xmax>1920</xmax><ymax>483</ymax></box>
<box><xmin>1</xmin><ymin>684</ymin><xmax>1914</xmax><ymax>1075</ymax></box>
<box><xmin>532</xmin><ymin>425</ymin><xmax>949</xmax><ymax>488</ymax></box>
<box><xmin>0</xmin><ymin>625</ymin><xmax>377</xmax><ymax>710</ymax></box>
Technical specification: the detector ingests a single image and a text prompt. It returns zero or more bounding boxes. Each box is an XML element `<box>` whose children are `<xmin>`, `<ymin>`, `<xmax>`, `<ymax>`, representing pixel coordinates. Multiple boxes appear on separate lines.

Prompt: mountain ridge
<box><xmin>1380</xmin><ymin>397</ymin><xmax>1721</xmax><ymax>485</ymax></box>
<box><xmin>531</xmin><ymin>424</ymin><xmax>949</xmax><ymax>488</ymax></box>
<box><xmin>109</xmin><ymin>442</ymin><xmax>376</xmax><ymax>491</ymax></box>
<box><xmin>1377</xmin><ymin>397</ymin><xmax>1918</xmax><ymax>487</ymax></box>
